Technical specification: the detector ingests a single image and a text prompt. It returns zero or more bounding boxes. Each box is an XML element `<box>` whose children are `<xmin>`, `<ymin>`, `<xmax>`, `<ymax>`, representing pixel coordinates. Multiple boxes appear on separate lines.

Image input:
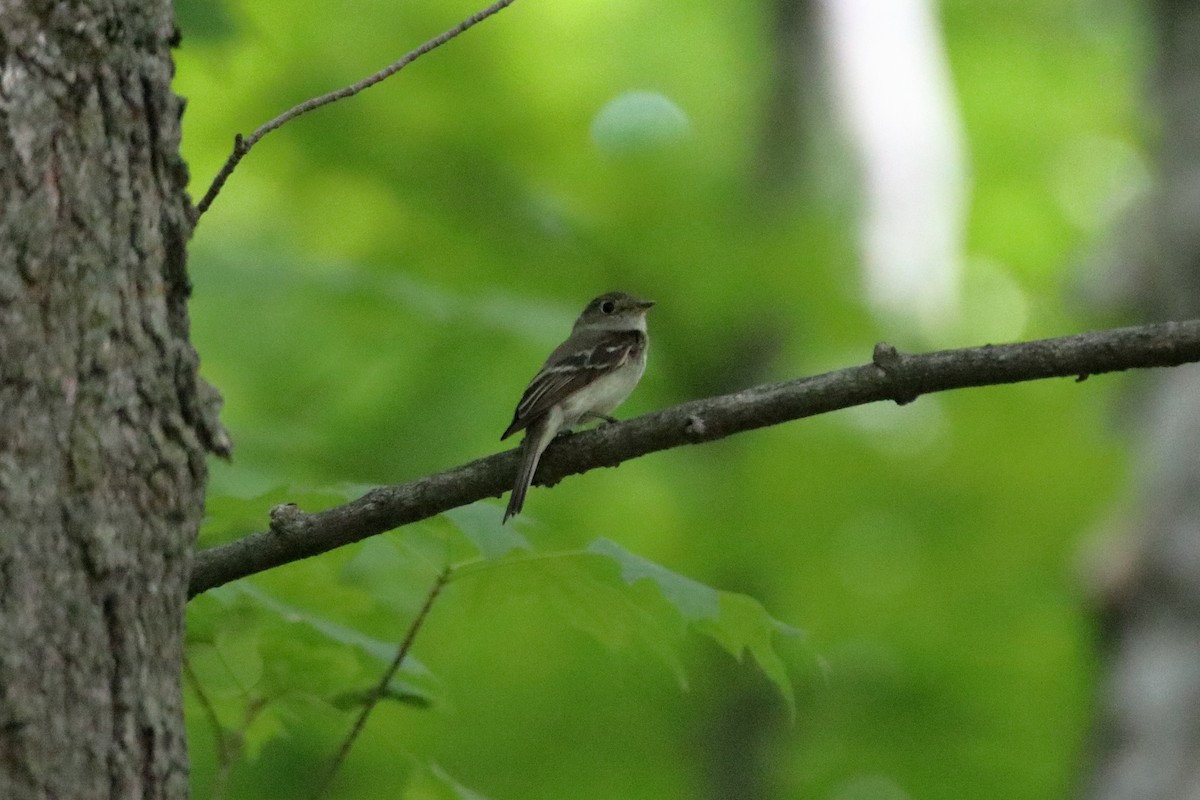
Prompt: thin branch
<box><xmin>193</xmin><ymin>0</ymin><xmax>520</xmax><ymax>219</ymax></box>
<box><xmin>189</xmin><ymin>319</ymin><xmax>1200</xmax><ymax>598</ymax></box>
<box><xmin>310</xmin><ymin>568</ymin><xmax>450</xmax><ymax>800</ymax></box>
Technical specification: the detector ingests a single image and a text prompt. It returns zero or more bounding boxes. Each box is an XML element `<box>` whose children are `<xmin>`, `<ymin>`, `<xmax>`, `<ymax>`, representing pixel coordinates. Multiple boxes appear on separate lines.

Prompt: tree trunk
<box><xmin>0</xmin><ymin>2</ymin><xmax>223</xmax><ymax>797</ymax></box>
<box><xmin>1081</xmin><ymin>1</ymin><xmax>1200</xmax><ymax>798</ymax></box>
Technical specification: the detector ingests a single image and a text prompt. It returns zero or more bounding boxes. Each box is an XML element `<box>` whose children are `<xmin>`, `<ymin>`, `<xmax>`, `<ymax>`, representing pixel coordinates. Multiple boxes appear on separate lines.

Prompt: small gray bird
<box><xmin>501</xmin><ymin>291</ymin><xmax>654</xmax><ymax>522</ymax></box>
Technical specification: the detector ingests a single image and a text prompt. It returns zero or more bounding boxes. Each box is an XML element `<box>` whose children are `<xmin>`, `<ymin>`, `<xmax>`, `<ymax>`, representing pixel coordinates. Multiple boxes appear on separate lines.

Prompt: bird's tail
<box><xmin>503</xmin><ymin>416</ymin><xmax>555</xmax><ymax>524</ymax></box>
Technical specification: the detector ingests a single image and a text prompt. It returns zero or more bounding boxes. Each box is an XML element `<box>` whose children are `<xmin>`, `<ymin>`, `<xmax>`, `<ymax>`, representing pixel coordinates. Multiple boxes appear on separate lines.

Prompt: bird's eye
<box><xmin>600</xmin><ymin>300</ymin><xmax>616</xmax><ymax>314</ymax></box>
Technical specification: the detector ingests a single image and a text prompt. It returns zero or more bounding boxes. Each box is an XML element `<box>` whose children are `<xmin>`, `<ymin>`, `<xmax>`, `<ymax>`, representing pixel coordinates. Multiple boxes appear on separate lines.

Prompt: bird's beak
<box><xmin>635</xmin><ymin>299</ymin><xmax>655</xmax><ymax>311</ymax></box>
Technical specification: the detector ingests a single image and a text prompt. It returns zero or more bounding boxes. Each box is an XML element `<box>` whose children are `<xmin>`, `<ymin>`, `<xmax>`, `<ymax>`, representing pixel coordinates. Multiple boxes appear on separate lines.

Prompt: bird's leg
<box><xmin>555</xmin><ymin>414</ymin><xmax>619</xmax><ymax>439</ymax></box>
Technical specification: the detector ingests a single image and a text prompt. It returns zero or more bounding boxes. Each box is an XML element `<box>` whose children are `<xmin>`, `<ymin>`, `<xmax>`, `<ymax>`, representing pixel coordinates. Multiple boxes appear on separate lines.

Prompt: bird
<box><xmin>501</xmin><ymin>291</ymin><xmax>654</xmax><ymax>523</ymax></box>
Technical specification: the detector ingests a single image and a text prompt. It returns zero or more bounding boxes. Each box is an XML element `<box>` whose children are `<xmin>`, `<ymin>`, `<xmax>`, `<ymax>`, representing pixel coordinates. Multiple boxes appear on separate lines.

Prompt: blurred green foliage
<box><xmin>175</xmin><ymin>0</ymin><xmax>1147</xmax><ymax>797</ymax></box>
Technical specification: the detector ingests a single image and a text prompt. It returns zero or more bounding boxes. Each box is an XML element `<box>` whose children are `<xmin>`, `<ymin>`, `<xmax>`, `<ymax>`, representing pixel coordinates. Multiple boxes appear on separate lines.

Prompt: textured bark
<box><xmin>1080</xmin><ymin>2</ymin><xmax>1200</xmax><ymax>798</ymax></box>
<box><xmin>0</xmin><ymin>2</ymin><xmax>222</xmax><ymax>798</ymax></box>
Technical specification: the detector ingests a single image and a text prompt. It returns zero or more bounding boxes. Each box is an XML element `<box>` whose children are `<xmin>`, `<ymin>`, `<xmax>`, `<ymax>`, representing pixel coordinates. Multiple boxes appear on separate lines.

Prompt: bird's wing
<box><xmin>501</xmin><ymin>328</ymin><xmax>646</xmax><ymax>440</ymax></box>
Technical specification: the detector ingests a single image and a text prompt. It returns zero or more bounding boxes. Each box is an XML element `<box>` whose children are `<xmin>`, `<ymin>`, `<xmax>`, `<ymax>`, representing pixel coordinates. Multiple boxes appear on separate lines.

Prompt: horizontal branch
<box><xmin>189</xmin><ymin>319</ymin><xmax>1200</xmax><ymax>598</ymax></box>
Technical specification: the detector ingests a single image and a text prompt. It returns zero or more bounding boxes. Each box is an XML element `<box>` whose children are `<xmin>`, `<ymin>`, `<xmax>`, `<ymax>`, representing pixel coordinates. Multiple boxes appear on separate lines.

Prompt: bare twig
<box><xmin>310</xmin><ymin>568</ymin><xmax>450</xmax><ymax>800</ymax></box>
<box><xmin>189</xmin><ymin>319</ymin><xmax>1200</xmax><ymax>598</ymax></box>
<box><xmin>194</xmin><ymin>0</ymin><xmax>520</xmax><ymax>219</ymax></box>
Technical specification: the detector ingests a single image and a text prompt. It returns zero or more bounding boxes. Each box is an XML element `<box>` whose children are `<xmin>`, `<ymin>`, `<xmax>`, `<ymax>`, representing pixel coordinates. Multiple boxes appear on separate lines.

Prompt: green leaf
<box><xmin>459</xmin><ymin>549</ymin><xmax>688</xmax><ymax>686</ymax></box>
<box><xmin>187</xmin><ymin>638</ymin><xmax>262</xmax><ymax>699</ymax></box>
<box><xmin>185</xmin><ymin>590</ymin><xmax>238</xmax><ymax>644</ymax></box>
<box><xmin>444</xmin><ymin>503</ymin><xmax>532</xmax><ymax>560</ymax></box>
<box><xmin>257</xmin><ymin>625</ymin><xmax>365</xmax><ymax>698</ymax></box>
<box><xmin>233</xmin><ymin>583</ymin><xmax>443</xmax><ymax>707</ymax></box>
<box><xmin>236</xmin><ymin>583</ymin><xmax>391</xmax><ymax>662</ymax></box>
<box><xmin>451</xmin><ymin>541</ymin><xmax>802</xmax><ymax>709</ymax></box>
<box><xmin>405</xmin><ymin>762</ymin><xmax>493</xmax><ymax>800</ymax></box>
<box><xmin>331</xmin><ymin>677</ymin><xmax>435</xmax><ymax>712</ymax></box>
<box><xmin>546</xmin><ymin>556</ymin><xmax>688</xmax><ymax>685</ymax></box>
<box><xmin>185</xmin><ymin>592</ymin><xmax>265</xmax><ymax>698</ymax></box>
<box><xmin>587</xmin><ymin>538</ymin><xmax>800</xmax><ymax>716</ymax></box>
<box><xmin>696</xmin><ymin>593</ymin><xmax>802</xmax><ymax>720</ymax></box>
<box><xmin>240</xmin><ymin>705</ymin><xmax>285</xmax><ymax>761</ymax></box>
<box><xmin>587</xmin><ymin>538</ymin><xmax>720</xmax><ymax>622</ymax></box>
<box><xmin>341</xmin><ymin>535</ymin><xmax>448</xmax><ymax>616</ymax></box>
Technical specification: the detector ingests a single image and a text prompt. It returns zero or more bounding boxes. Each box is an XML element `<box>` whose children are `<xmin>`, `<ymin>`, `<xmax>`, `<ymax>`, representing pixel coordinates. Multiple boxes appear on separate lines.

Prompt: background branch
<box><xmin>193</xmin><ymin>0</ymin><xmax>520</xmax><ymax>218</ymax></box>
<box><xmin>189</xmin><ymin>319</ymin><xmax>1200</xmax><ymax>598</ymax></box>
<box><xmin>311</xmin><ymin>568</ymin><xmax>449</xmax><ymax>800</ymax></box>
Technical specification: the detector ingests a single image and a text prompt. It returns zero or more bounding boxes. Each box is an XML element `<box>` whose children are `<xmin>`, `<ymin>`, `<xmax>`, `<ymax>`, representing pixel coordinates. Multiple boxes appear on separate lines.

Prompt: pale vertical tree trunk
<box><xmin>1081</xmin><ymin>1</ymin><xmax>1200</xmax><ymax>798</ymax></box>
<box><xmin>757</xmin><ymin>0</ymin><xmax>822</xmax><ymax>194</ymax></box>
<box><xmin>0</xmin><ymin>2</ymin><xmax>224</xmax><ymax>797</ymax></box>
